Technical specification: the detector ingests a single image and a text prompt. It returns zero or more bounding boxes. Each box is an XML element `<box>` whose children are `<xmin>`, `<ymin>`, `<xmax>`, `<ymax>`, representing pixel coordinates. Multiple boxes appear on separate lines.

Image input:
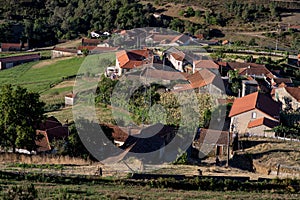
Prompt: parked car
<box><xmin>105</xmin><ymin>66</ymin><xmax>118</xmax><ymax>78</ymax></box>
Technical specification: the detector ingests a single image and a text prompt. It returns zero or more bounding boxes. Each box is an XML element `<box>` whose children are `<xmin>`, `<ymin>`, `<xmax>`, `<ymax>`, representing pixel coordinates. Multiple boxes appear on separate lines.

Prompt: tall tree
<box><xmin>0</xmin><ymin>85</ymin><xmax>45</xmax><ymax>152</ymax></box>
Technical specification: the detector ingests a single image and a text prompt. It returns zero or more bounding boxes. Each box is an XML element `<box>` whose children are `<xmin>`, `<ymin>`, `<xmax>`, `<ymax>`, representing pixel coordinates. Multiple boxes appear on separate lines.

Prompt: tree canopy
<box><xmin>0</xmin><ymin>84</ymin><xmax>45</xmax><ymax>152</ymax></box>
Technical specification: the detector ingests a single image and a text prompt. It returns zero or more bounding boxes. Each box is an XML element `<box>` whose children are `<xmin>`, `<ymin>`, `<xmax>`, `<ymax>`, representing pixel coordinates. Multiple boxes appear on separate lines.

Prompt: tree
<box><xmin>228</xmin><ymin>70</ymin><xmax>241</xmax><ymax>95</ymax></box>
<box><xmin>169</xmin><ymin>18</ymin><xmax>184</xmax><ymax>32</ymax></box>
<box><xmin>185</xmin><ymin>7</ymin><xmax>195</xmax><ymax>18</ymax></box>
<box><xmin>0</xmin><ymin>85</ymin><xmax>45</xmax><ymax>152</ymax></box>
<box><xmin>96</xmin><ymin>75</ymin><xmax>118</xmax><ymax>104</ymax></box>
<box><xmin>66</xmin><ymin>123</ymin><xmax>91</xmax><ymax>158</ymax></box>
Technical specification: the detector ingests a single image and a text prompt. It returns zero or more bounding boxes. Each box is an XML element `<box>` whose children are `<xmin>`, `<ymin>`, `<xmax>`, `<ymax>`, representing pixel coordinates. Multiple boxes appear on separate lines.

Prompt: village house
<box><xmin>77</xmin><ymin>46</ymin><xmax>119</xmax><ymax>55</ymax></box>
<box><xmin>120</xmin><ymin>123</ymin><xmax>178</xmax><ymax>162</ymax></box>
<box><xmin>51</xmin><ymin>47</ymin><xmax>77</xmax><ymax>58</ymax></box>
<box><xmin>99</xmin><ymin>123</ymin><xmax>178</xmax><ymax>163</ymax></box>
<box><xmin>163</xmin><ymin>47</ymin><xmax>196</xmax><ymax>73</ymax></box>
<box><xmin>36</xmin><ymin>116</ymin><xmax>69</xmax><ymax>153</ymax></box>
<box><xmin>173</xmin><ymin>69</ymin><xmax>224</xmax><ymax>96</ymax></box>
<box><xmin>271</xmin><ymin>85</ymin><xmax>300</xmax><ymax>111</ymax></box>
<box><xmin>226</xmin><ymin>62</ymin><xmax>274</xmax><ymax>79</ymax></box>
<box><xmin>137</xmin><ymin>67</ymin><xmax>188</xmax><ymax>85</ymax></box>
<box><xmin>241</xmin><ymin>79</ymin><xmax>259</xmax><ymax>97</ymax></box>
<box><xmin>0</xmin><ymin>42</ymin><xmax>29</xmax><ymax>52</ymax></box>
<box><xmin>115</xmin><ymin>49</ymin><xmax>152</xmax><ymax>76</ymax></box>
<box><xmin>271</xmin><ymin>77</ymin><xmax>293</xmax><ymax>88</ymax></box>
<box><xmin>145</xmin><ymin>33</ymin><xmax>195</xmax><ymax>47</ymax></box>
<box><xmin>229</xmin><ymin>92</ymin><xmax>281</xmax><ymax>137</ymax></box>
<box><xmin>192</xmin><ymin>128</ymin><xmax>233</xmax><ymax>158</ymax></box>
<box><xmin>167</xmin><ymin>51</ymin><xmax>186</xmax><ymax>72</ymax></box>
<box><xmin>81</xmin><ymin>38</ymin><xmax>101</xmax><ymax>46</ymax></box>
<box><xmin>0</xmin><ymin>53</ymin><xmax>40</xmax><ymax>70</ymax></box>
<box><xmin>193</xmin><ymin>59</ymin><xmax>219</xmax><ymax>74</ymax></box>
<box><xmin>65</xmin><ymin>93</ymin><xmax>76</xmax><ymax>106</ymax></box>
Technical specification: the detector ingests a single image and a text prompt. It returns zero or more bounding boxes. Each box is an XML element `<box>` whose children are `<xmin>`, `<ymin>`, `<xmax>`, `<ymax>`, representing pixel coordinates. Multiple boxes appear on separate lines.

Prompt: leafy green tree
<box><xmin>96</xmin><ymin>75</ymin><xmax>118</xmax><ymax>104</ymax></box>
<box><xmin>228</xmin><ymin>70</ymin><xmax>241</xmax><ymax>95</ymax></box>
<box><xmin>0</xmin><ymin>85</ymin><xmax>45</xmax><ymax>152</ymax></box>
<box><xmin>185</xmin><ymin>7</ymin><xmax>195</xmax><ymax>18</ymax></box>
<box><xmin>195</xmin><ymin>10</ymin><xmax>202</xmax><ymax>18</ymax></box>
<box><xmin>66</xmin><ymin>123</ymin><xmax>90</xmax><ymax>158</ymax></box>
<box><xmin>169</xmin><ymin>18</ymin><xmax>184</xmax><ymax>32</ymax></box>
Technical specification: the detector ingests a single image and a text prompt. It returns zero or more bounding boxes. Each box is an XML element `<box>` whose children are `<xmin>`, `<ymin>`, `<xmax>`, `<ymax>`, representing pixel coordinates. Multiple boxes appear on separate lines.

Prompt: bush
<box><xmin>5</xmin><ymin>184</ymin><xmax>38</xmax><ymax>200</ymax></box>
<box><xmin>173</xmin><ymin>152</ymin><xmax>188</xmax><ymax>164</ymax></box>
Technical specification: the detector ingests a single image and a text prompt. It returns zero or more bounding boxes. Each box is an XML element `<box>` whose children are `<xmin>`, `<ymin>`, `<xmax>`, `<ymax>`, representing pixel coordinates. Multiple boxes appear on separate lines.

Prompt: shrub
<box><xmin>5</xmin><ymin>184</ymin><xmax>37</xmax><ymax>200</ymax></box>
<box><xmin>173</xmin><ymin>152</ymin><xmax>188</xmax><ymax>165</ymax></box>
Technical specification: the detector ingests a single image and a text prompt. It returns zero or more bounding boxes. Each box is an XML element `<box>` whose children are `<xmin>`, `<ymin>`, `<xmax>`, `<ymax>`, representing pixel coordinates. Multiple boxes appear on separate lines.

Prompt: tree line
<box><xmin>0</xmin><ymin>0</ymin><xmax>202</xmax><ymax>47</ymax></box>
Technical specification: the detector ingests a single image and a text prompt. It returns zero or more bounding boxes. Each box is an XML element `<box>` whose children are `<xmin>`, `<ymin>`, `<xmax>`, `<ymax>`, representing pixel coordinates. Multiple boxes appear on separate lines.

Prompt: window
<box><xmin>252</xmin><ymin>112</ymin><xmax>257</xmax><ymax>119</ymax></box>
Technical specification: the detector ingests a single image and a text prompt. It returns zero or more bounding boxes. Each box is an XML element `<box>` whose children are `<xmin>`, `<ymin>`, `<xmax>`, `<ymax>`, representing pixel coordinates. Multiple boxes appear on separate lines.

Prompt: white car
<box><xmin>105</xmin><ymin>66</ymin><xmax>117</xmax><ymax>77</ymax></box>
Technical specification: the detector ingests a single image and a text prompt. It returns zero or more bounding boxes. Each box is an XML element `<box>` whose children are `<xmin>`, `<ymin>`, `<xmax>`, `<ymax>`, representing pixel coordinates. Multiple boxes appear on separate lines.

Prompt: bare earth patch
<box><xmin>281</xmin><ymin>12</ymin><xmax>300</xmax><ymax>25</ymax></box>
<box><xmin>52</xmin><ymin>80</ymin><xmax>75</xmax><ymax>89</ymax></box>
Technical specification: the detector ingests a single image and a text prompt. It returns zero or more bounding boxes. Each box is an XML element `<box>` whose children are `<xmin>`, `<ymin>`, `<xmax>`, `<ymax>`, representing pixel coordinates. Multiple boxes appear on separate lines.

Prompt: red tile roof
<box><xmin>170</xmin><ymin>51</ymin><xmax>185</xmax><ymax>61</ymax></box>
<box><xmin>116</xmin><ymin>49</ymin><xmax>151</xmax><ymax>69</ymax></box>
<box><xmin>77</xmin><ymin>46</ymin><xmax>96</xmax><ymax>51</ymax></box>
<box><xmin>285</xmin><ymin>87</ymin><xmax>300</xmax><ymax>102</ymax></box>
<box><xmin>222</xmin><ymin>40</ymin><xmax>229</xmax><ymax>45</ymax></box>
<box><xmin>0</xmin><ymin>53</ymin><xmax>40</xmax><ymax>63</ymax></box>
<box><xmin>1</xmin><ymin>43</ymin><xmax>21</xmax><ymax>49</ymax></box>
<box><xmin>289</xmin><ymin>25</ymin><xmax>300</xmax><ymax>30</ymax></box>
<box><xmin>227</xmin><ymin>62</ymin><xmax>274</xmax><ymax>78</ymax></box>
<box><xmin>194</xmin><ymin>60</ymin><xmax>219</xmax><ymax>69</ymax></box>
<box><xmin>53</xmin><ymin>47</ymin><xmax>77</xmax><ymax>54</ymax></box>
<box><xmin>152</xmin><ymin>34</ymin><xmax>178</xmax><ymax>43</ymax></box>
<box><xmin>188</xmin><ymin>69</ymin><xmax>216</xmax><ymax>88</ymax></box>
<box><xmin>229</xmin><ymin>92</ymin><xmax>281</xmax><ymax>119</ymax></box>
<box><xmin>173</xmin><ymin>69</ymin><xmax>216</xmax><ymax>92</ymax></box>
<box><xmin>247</xmin><ymin>117</ymin><xmax>279</xmax><ymax>129</ymax></box>
<box><xmin>273</xmin><ymin>78</ymin><xmax>293</xmax><ymax>85</ymax></box>
<box><xmin>36</xmin><ymin>130</ymin><xmax>51</xmax><ymax>152</ymax></box>
<box><xmin>81</xmin><ymin>38</ymin><xmax>100</xmax><ymax>45</ymax></box>
<box><xmin>141</xmin><ymin>68</ymin><xmax>188</xmax><ymax>81</ymax></box>
<box><xmin>65</xmin><ymin>93</ymin><xmax>76</xmax><ymax>98</ymax></box>
<box><xmin>195</xmin><ymin>34</ymin><xmax>204</xmax><ymax>40</ymax></box>
<box><xmin>38</xmin><ymin>116</ymin><xmax>69</xmax><ymax>141</ymax></box>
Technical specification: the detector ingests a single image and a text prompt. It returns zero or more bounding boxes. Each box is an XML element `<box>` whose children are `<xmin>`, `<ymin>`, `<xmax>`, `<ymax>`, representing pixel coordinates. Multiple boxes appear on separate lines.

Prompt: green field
<box><xmin>0</xmin><ymin>57</ymin><xmax>84</xmax><ymax>93</ymax></box>
<box><xmin>0</xmin><ymin>53</ymin><xmax>115</xmax><ymax>96</ymax></box>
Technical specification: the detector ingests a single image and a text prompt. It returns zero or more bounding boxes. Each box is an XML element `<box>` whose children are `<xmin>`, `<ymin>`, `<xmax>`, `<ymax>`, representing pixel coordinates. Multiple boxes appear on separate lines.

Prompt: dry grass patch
<box><xmin>0</xmin><ymin>153</ymin><xmax>91</xmax><ymax>165</ymax></box>
<box><xmin>32</xmin><ymin>57</ymin><xmax>74</xmax><ymax>69</ymax></box>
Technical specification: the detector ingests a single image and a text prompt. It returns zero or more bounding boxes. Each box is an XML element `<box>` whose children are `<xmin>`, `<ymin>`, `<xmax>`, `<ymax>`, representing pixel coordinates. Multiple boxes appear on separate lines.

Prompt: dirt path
<box><xmin>32</xmin><ymin>56</ymin><xmax>74</xmax><ymax>69</ymax></box>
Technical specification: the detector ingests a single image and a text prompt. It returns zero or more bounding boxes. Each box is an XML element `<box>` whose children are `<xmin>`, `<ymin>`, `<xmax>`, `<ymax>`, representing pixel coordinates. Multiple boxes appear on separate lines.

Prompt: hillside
<box><xmin>1</xmin><ymin>0</ymin><xmax>299</xmax><ymax>50</ymax></box>
<box><xmin>142</xmin><ymin>0</ymin><xmax>300</xmax><ymax>50</ymax></box>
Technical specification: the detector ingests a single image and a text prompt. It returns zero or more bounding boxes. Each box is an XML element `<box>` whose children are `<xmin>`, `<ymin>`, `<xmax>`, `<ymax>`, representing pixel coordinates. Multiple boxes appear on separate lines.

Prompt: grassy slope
<box><xmin>0</xmin><ymin>56</ymin><xmax>84</xmax><ymax>93</ymax></box>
